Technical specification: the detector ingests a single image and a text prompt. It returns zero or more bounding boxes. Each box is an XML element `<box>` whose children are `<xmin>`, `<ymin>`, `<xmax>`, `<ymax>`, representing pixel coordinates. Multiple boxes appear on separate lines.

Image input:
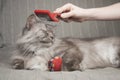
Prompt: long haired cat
<box><xmin>11</xmin><ymin>14</ymin><xmax>120</xmax><ymax>71</ymax></box>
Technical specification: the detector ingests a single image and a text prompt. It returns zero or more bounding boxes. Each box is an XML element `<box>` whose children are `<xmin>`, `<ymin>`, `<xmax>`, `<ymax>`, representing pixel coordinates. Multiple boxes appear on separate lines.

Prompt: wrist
<box><xmin>84</xmin><ymin>8</ymin><xmax>97</xmax><ymax>21</ymax></box>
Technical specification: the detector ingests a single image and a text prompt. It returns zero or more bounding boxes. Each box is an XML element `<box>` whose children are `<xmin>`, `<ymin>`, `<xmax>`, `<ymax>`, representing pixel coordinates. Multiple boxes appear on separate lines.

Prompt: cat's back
<box><xmin>62</xmin><ymin>37</ymin><xmax>120</xmax><ymax>45</ymax></box>
<box><xmin>61</xmin><ymin>37</ymin><xmax>120</xmax><ymax>55</ymax></box>
<box><xmin>92</xmin><ymin>37</ymin><xmax>120</xmax><ymax>52</ymax></box>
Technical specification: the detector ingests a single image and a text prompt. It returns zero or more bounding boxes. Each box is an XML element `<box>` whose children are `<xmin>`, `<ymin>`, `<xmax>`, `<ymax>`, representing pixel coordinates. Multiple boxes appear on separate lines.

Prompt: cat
<box><xmin>11</xmin><ymin>14</ymin><xmax>120</xmax><ymax>71</ymax></box>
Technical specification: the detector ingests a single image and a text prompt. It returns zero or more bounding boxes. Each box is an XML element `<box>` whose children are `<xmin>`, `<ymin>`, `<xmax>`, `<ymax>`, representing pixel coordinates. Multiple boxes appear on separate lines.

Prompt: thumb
<box><xmin>61</xmin><ymin>11</ymin><xmax>74</xmax><ymax>18</ymax></box>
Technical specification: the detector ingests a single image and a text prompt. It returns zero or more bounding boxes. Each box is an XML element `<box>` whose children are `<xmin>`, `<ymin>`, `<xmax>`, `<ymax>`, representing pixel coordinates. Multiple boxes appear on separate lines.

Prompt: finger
<box><xmin>54</xmin><ymin>3</ymin><xmax>73</xmax><ymax>13</ymax></box>
<box><xmin>61</xmin><ymin>11</ymin><xmax>74</xmax><ymax>18</ymax></box>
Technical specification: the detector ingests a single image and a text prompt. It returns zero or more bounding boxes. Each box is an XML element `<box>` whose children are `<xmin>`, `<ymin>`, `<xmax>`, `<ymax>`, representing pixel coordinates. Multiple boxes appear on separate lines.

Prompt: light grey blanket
<box><xmin>0</xmin><ymin>46</ymin><xmax>120</xmax><ymax>80</ymax></box>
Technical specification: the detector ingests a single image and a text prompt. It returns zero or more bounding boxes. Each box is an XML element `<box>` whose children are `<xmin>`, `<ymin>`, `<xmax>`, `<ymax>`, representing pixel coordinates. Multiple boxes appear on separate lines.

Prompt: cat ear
<box><xmin>22</xmin><ymin>14</ymin><xmax>40</xmax><ymax>35</ymax></box>
<box><xmin>25</xmin><ymin>14</ymin><xmax>40</xmax><ymax>30</ymax></box>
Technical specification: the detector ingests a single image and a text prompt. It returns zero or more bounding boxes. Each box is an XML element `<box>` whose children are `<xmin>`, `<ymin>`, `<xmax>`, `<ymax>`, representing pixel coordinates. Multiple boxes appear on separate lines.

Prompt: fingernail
<box><xmin>61</xmin><ymin>14</ymin><xmax>65</xmax><ymax>18</ymax></box>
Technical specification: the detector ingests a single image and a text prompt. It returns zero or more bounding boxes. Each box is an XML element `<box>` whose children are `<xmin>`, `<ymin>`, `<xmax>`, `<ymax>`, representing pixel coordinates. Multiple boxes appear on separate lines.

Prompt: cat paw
<box><xmin>26</xmin><ymin>63</ymin><xmax>48</xmax><ymax>71</ymax></box>
<box><xmin>112</xmin><ymin>59</ymin><xmax>120</xmax><ymax>67</ymax></box>
<box><xmin>79</xmin><ymin>63</ymin><xmax>86</xmax><ymax>71</ymax></box>
<box><xmin>12</xmin><ymin>59</ymin><xmax>24</xmax><ymax>69</ymax></box>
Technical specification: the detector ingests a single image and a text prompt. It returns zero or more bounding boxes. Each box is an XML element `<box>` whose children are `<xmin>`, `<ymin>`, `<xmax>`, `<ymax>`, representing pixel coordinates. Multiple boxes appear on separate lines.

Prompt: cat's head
<box><xmin>18</xmin><ymin>14</ymin><xmax>56</xmax><ymax>47</ymax></box>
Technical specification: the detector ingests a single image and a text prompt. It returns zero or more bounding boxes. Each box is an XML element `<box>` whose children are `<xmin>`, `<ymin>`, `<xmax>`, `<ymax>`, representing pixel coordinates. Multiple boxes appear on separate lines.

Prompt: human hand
<box><xmin>54</xmin><ymin>3</ymin><xmax>92</xmax><ymax>22</ymax></box>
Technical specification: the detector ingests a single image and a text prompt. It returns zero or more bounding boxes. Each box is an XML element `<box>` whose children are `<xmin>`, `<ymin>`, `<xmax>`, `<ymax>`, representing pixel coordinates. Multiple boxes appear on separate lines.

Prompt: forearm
<box><xmin>86</xmin><ymin>3</ymin><xmax>120</xmax><ymax>21</ymax></box>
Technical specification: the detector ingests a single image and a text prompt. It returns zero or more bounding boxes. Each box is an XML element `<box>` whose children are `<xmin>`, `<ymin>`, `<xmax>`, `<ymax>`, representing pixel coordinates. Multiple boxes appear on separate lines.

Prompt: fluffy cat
<box><xmin>11</xmin><ymin>14</ymin><xmax>120</xmax><ymax>71</ymax></box>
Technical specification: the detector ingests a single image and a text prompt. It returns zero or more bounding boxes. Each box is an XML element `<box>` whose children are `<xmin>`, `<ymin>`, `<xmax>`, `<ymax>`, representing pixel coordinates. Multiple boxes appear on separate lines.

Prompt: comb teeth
<box><xmin>34</xmin><ymin>10</ymin><xmax>60</xmax><ymax>22</ymax></box>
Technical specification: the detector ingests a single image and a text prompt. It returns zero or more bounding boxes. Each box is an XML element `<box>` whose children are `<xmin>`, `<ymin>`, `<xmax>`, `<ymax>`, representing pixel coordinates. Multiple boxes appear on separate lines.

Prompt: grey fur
<box><xmin>11</xmin><ymin>14</ymin><xmax>120</xmax><ymax>71</ymax></box>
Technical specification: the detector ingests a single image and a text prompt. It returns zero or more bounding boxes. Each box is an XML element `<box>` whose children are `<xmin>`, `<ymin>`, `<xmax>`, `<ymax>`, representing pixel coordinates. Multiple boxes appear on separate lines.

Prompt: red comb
<box><xmin>34</xmin><ymin>10</ymin><xmax>60</xmax><ymax>22</ymax></box>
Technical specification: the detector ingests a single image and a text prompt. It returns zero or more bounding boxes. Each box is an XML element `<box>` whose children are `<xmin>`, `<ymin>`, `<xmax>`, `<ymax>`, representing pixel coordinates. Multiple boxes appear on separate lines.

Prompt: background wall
<box><xmin>0</xmin><ymin>0</ymin><xmax>120</xmax><ymax>45</ymax></box>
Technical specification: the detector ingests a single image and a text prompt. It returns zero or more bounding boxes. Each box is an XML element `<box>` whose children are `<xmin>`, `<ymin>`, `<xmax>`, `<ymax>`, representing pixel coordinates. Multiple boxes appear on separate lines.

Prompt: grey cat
<box><xmin>11</xmin><ymin>14</ymin><xmax>120</xmax><ymax>71</ymax></box>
